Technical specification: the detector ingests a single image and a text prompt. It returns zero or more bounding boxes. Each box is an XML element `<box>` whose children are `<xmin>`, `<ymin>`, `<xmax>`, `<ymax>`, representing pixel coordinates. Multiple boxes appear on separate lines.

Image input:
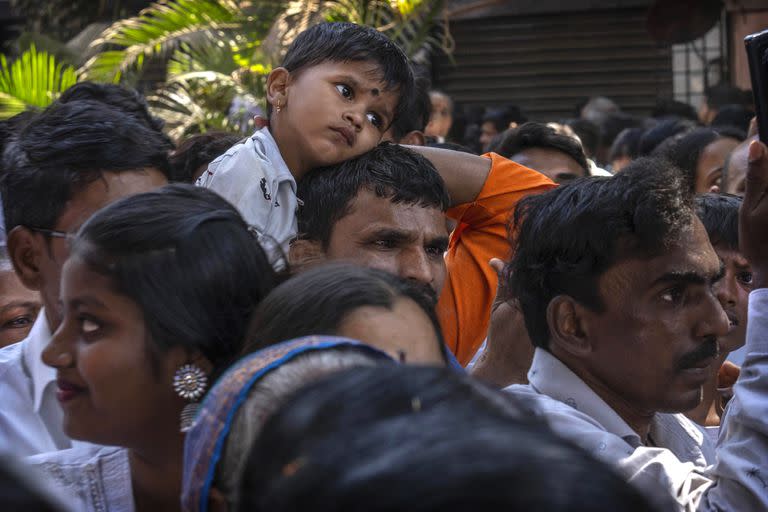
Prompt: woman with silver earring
<box><xmin>27</xmin><ymin>184</ymin><xmax>277</xmax><ymax>512</ymax></box>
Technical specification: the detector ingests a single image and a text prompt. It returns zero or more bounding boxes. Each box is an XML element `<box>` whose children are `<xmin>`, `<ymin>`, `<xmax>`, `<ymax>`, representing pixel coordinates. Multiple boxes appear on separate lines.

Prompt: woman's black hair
<box><xmin>637</xmin><ymin>118</ymin><xmax>695</xmax><ymax>157</ymax></box>
<box><xmin>71</xmin><ymin>184</ymin><xmax>277</xmax><ymax>375</ymax></box>
<box><xmin>663</xmin><ymin>127</ymin><xmax>741</xmax><ymax>192</ymax></box>
<box><xmin>608</xmin><ymin>127</ymin><xmax>644</xmax><ymax>162</ymax></box>
<box><xmin>238</xmin><ymin>365</ymin><xmax>666</xmax><ymax>512</ymax></box>
<box><xmin>169</xmin><ymin>132</ymin><xmax>242</xmax><ymax>183</ymax></box>
<box><xmin>695</xmin><ymin>193</ymin><xmax>742</xmax><ymax>252</ymax></box>
<box><xmin>244</xmin><ymin>263</ymin><xmax>449</xmax><ymax>363</ymax></box>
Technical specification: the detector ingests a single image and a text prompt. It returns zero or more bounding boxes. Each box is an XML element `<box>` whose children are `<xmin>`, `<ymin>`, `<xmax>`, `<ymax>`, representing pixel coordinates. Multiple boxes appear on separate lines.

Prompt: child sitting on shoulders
<box><xmin>197</xmin><ymin>22</ymin><xmax>414</xmax><ymax>263</ymax></box>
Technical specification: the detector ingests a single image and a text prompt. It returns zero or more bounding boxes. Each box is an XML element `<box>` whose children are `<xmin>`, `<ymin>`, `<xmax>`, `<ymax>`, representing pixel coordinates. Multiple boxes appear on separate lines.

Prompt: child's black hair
<box><xmin>281</xmin><ymin>22</ymin><xmax>414</xmax><ymax>125</ymax></box>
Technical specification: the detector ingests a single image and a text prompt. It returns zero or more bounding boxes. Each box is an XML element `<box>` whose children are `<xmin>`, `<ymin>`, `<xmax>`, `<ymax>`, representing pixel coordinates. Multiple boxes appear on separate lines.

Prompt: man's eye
<box><xmin>80</xmin><ymin>317</ymin><xmax>101</xmax><ymax>334</ymax></box>
<box><xmin>3</xmin><ymin>315</ymin><xmax>32</xmax><ymax>329</ymax></box>
<box><xmin>335</xmin><ymin>84</ymin><xmax>353</xmax><ymax>99</ymax></box>
<box><xmin>372</xmin><ymin>239</ymin><xmax>395</xmax><ymax>249</ymax></box>
<box><xmin>425</xmin><ymin>245</ymin><xmax>445</xmax><ymax>257</ymax></box>
<box><xmin>367</xmin><ymin>112</ymin><xmax>382</xmax><ymax>128</ymax></box>
<box><xmin>737</xmin><ymin>271</ymin><xmax>753</xmax><ymax>287</ymax></box>
<box><xmin>660</xmin><ymin>286</ymin><xmax>684</xmax><ymax>304</ymax></box>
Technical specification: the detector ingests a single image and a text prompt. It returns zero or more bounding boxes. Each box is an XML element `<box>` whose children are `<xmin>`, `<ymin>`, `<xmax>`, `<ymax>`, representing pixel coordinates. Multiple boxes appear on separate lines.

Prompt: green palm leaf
<box><xmin>0</xmin><ymin>44</ymin><xmax>78</xmax><ymax>119</ymax></box>
<box><xmin>323</xmin><ymin>0</ymin><xmax>450</xmax><ymax>60</ymax></box>
<box><xmin>147</xmin><ymin>71</ymin><xmax>258</xmax><ymax>139</ymax></box>
<box><xmin>80</xmin><ymin>0</ymin><xmax>245</xmax><ymax>83</ymax></box>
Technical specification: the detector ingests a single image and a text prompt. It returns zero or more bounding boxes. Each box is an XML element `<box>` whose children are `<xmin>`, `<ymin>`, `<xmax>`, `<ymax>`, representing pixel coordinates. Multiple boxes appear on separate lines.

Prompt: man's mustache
<box><xmin>676</xmin><ymin>338</ymin><xmax>719</xmax><ymax>370</ymax></box>
<box><xmin>414</xmin><ymin>282</ymin><xmax>438</xmax><ymax>306</ymax></box>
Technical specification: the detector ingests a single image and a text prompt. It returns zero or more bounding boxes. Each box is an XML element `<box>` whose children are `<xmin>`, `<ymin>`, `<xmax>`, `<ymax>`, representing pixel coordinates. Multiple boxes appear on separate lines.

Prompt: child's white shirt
<box><xmin>196</xmin><ymin>127</ymin><xmax>297</xmax><ymax>267</ymax></box>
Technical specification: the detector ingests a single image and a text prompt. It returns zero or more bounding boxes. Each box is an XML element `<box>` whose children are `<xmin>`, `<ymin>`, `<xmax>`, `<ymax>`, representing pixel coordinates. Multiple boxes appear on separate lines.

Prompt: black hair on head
<box><xmin>608</xmin><ymin>127</ymin><xmax>644</xmax><ymax>162</ymax></box>
<box><xmin>662</xmin><ymin>127</ymin><xmax>721</xmax><ymax>191</ymax></box>
<box><xmin>1</xmin><ymin>100</ymin><xmax>172</xmax><ymax>234</ymax></box>
<box><xmin>244</xmin><ymin>262</ymin><xmax>448</xmax><ymax>362</ymax></box>
<box><xmin>598</xmin><ymin>112</ymin><xmax>642</xmax><ymax>147</ymax></box>
<box><xmin>239</xmin><ymin>365</ymin><xmax>665</xmax><ymax>512</ymax></box>
<box><xmin>0</xmin><ymin>111</ymin><xmax>36</xmax><ymax>157</ymax></box>
<box><xmin>281</xmin><ymin>22</ymin><xmax>414</xmax><ymax>124</ymax></box>
<box><xmin>58</xmin><ymin>81</ymin><xmax>173</xmax><ymax>148</ymax></box>
<box><xmin>695</xmin><ymin>193</ymin><xmax>741</xmax><ymax>252</ymax></box>
<box><xmin>70</xmin><ymin>184</ymin><xmax>277</xmax><ymax>375</ymax></box>
<box><xmin>506</xmin><ymin>156</ymin><xmax>694</xmax><ymax>349</ymax></box>
<box><xmin>482</xmin><ymin>105</ymin><xmax>526</xmax><ymax>132</ymax></box>
<box><xmin>712</xmin><ymin>123</ymin><xmax>747</xmax><ymax>143</ymax></box>
<box><xmin>711</xmin><ymin>104</ymin><xmax>752</xmax><ymax>136</ymax></box>
<box><xmin>705</xmin><ymin>84</ymin><xmax>750</xmax><ymax>110</ymax></box>
<box><xmin>169</xmin><ymin>132</ymin><xmax>242</xmax><ymax>183</ymax></box>
<box><xmin>637</xmin><ymin>118</ymin><xmax>695</xmax><ymax>157</ymax></box>
<box><xmin>491</xmin><ymin>122</ymin><xmax>589</xmax><ymax>174</ymax></box>
<box><xmin>651</xmin><ymin>98</ymin><xmax>698</xmax><ymax>121</ymax></box>
<box><xmin>565</xmin><ymin>118</ymin><xmax>600</xmax><ymax>157</ymax></box>
<box><xmin>388</xmin><ymin>69</ymin><xmax>431</xmax><ymax>140</ymax></box>
<box><xmin>297</xmin><ymin>142</ymin><xmax>449</xmax><ymax>248</ymax></box>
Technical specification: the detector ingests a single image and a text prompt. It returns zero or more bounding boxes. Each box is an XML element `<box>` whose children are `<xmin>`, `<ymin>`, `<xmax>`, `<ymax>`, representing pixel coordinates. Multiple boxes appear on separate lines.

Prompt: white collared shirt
<box><xmin>505</xmin><ymin>288</ymin><xmax>768</xmax><ymax>511</ymax></box>
<box><xmin>28</xmin><ymin>444</ymin><xmax>133</xmax><ymax>512</ymax></box>
<box><xmin>0</xmin><ymin>310</ymin><xmax>71</xmax><ymax>456</ymax></box>
<box><xmin>196</xmin><ymin>127</ymin><xmax>297</xmax><ymax>267</ymax></box>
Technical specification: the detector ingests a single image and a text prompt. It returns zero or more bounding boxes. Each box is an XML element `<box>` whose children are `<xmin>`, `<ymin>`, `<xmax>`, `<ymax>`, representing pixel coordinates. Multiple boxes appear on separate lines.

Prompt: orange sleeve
<box><xmin>437</xmin><ymin>152</ymin><xmax>556</xmax><ymax>365</ymax></box>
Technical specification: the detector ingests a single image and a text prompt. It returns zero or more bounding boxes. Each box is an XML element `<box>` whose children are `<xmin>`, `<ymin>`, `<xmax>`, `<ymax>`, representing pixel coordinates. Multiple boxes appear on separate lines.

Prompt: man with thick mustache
<box><xmin>504</xmin><ymin>153</ymin><xmax>768</xmax><ymax>510</ymax></box>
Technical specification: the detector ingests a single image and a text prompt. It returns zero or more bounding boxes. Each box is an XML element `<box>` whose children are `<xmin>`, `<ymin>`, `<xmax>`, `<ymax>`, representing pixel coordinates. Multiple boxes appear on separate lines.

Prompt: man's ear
<box><xmin>266</xmin><ymin>67</ymin><xmax>290</xmax><ymax>111</ymax></box>
<box><xmin>7</xmin><ymin>226</ymin><xmax>44</xmax><ymax>291</ymax></box>
<box><xmin>398</xmin><ymin>130</ymin><xmax>426</xmax><ymax>146</ymax></box>
<box><xmin>288</xmin><ymin>239</ymin><xmax>326</xmax><ymax>272</ymax></box>
<box><xmin>546</xmin><ymin>295</ymin><xmax>593</xmax><ymax>357</ymax></box>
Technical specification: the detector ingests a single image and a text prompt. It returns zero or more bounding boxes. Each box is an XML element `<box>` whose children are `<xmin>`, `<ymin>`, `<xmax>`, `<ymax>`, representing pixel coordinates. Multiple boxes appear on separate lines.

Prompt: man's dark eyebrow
<box><xmin>365</xmin><ymin>228</ymin><xmax>417</xmax><ymax>243</ymax></box>
<box><xmin>427</xmin><ymin>235</ymin><xmax>450</xmax><ymax>251</ymax></box>
<box><xmin>0</xmin><ymin>301</ymin><xmax>39</xmax><ymax>314</ymax></box>
<box><xmin>337</xmin><ymin>74</ymin><xmax>361</xmax><ymax>90</ymax></box>
<box><xmin>652</xmin><ymin>265</ymin><xmax>725</xmax><ymax>287</ymax></box>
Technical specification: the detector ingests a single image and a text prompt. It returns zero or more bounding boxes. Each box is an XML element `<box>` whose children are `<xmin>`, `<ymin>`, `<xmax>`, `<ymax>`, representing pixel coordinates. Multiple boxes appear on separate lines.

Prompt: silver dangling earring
<box><xmin>275</xmin><ymin>99</ymin><xmax>282</xmax><ymax>113</ymax></box>
<box><xmin>173</xmin><ymin>364</ymin><xmax>208</xmax><ymax>433</ymax></box>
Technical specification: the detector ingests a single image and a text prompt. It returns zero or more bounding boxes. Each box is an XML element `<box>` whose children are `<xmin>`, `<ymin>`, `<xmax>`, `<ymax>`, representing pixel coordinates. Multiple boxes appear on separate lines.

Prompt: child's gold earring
<box><xmin>275</xmin><ymin>99</ymin><xmax>282</xmax><ymax>113</ymax></box>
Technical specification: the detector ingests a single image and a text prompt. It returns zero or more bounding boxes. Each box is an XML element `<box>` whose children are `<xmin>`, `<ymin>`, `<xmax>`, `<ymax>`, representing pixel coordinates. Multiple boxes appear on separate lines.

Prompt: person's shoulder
<box><xmin>202</xmin><ymin>130</ymin><xmax>277</xmax><ymax>186</ymax></box>
<box><xmin>27</xmin><ymin>445</ymin><xmax>130</xmax><ymax>511</ymax></box>
<box><xmin>504</xmin><ymin>383</ymin><xmax>607</xmax><ymax>428</ymax></box>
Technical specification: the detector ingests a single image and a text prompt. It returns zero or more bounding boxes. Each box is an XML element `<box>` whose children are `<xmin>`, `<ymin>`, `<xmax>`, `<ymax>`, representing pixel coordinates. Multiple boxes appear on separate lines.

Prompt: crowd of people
<box><xmin>0</xmin><ymin>21</ymin><xmax>766</xmax><ymax>512</ymax></box>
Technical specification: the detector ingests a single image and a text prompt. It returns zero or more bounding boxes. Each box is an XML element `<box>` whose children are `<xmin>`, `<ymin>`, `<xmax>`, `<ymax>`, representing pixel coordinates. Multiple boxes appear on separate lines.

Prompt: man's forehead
<box><xmin>343</xmin><ymin>189</ymin><xmax>446</xmax><ymax>234</ymax></box>
<box><xmin>57</xmin><ymin>167</ymin><xmax>167</xmax><ymax>230</ymax></box>
<box><xmin>603</xmin><ymin>220</ymin><xmax>719</xmax><ymax>288</ymax></box>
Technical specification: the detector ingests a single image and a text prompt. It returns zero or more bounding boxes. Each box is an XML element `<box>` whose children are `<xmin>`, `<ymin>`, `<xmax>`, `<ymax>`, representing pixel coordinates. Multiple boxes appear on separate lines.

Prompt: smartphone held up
<box><xmin>745</xmin><ymin>28</ymin><xmax>768</xmax><ymax>142</ymax></box>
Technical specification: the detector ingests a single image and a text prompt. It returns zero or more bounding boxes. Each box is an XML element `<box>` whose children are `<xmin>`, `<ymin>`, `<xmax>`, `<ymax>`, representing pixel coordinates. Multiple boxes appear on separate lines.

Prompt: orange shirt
<box><xmin>437</xmin><ymin>153</ymin><xmax>556</xmax><ymax>365</ymax></box>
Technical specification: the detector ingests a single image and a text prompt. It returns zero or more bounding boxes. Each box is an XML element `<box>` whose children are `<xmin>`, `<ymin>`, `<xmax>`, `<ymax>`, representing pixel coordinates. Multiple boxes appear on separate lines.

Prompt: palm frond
<box><xmin>322</xmin><ymin>0</ymin><xmax>451</xmax><ymax>61</ymax></box>
<box><xmin>0</xmin><ymin>44</ymin><xmax>78</xmax><ymax>118</ymax></box>
<box><xmin>147</xmin><ymin>71</ymin><xmax>258</xmax><ymax>140</ymax></box>
<box><xmin>386</xmin><ymin>0</ymin><xmax>452</xmax><ymax>62</ymax></box>
<box><xmin>80</xmin><ymin>0</ymin><xmax>245</xmax><ymax>82</ymax></box>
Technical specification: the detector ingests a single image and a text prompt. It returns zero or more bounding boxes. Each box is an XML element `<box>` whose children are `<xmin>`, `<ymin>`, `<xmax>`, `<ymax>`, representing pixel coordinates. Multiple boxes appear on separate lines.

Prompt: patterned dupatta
<box><xmin>180</xmin><ymin>335</ymin><xmax>393</xmax><ymax>512</ymax></box>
